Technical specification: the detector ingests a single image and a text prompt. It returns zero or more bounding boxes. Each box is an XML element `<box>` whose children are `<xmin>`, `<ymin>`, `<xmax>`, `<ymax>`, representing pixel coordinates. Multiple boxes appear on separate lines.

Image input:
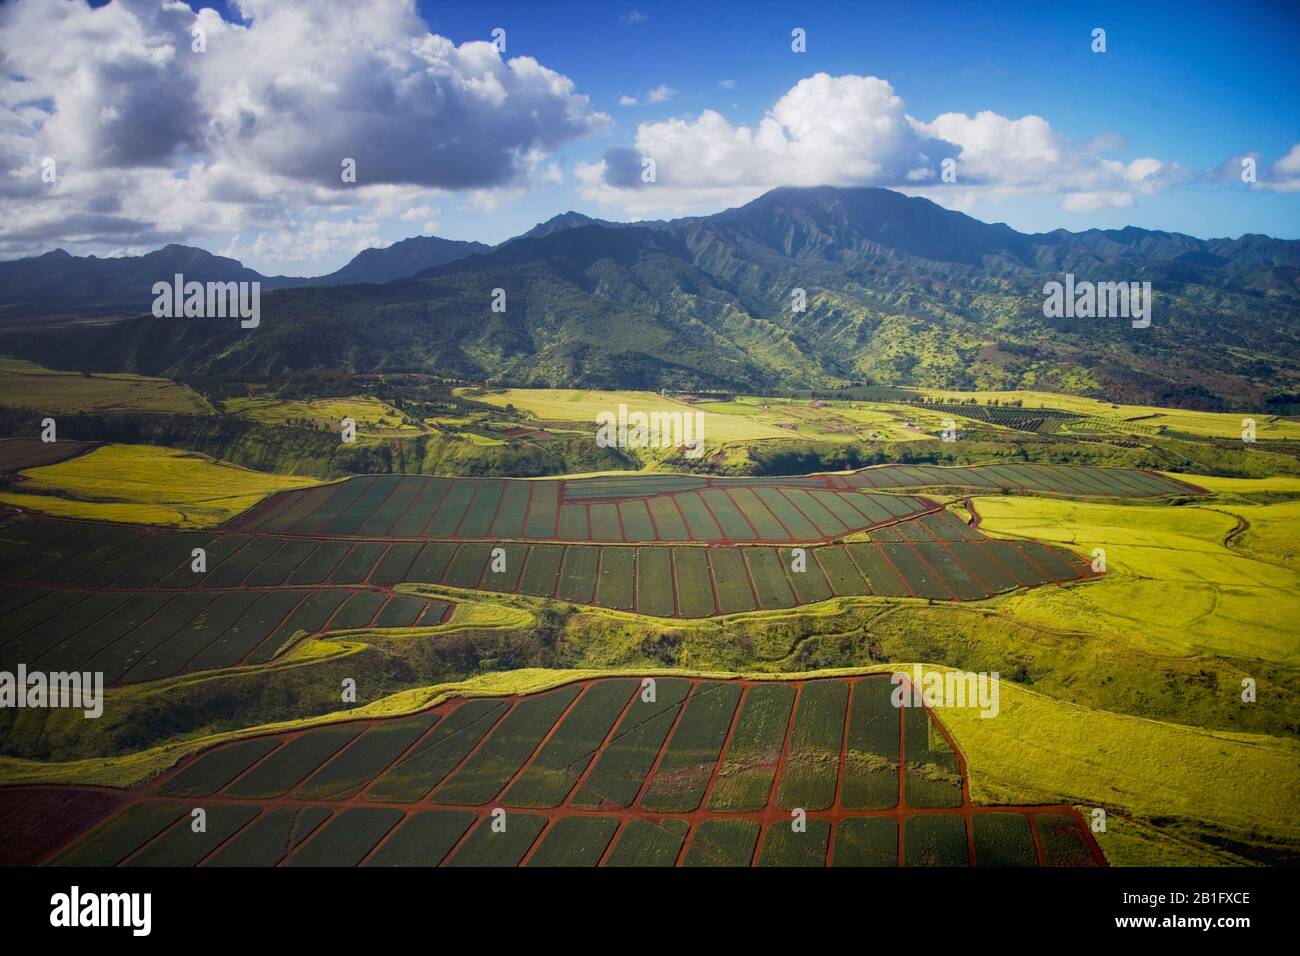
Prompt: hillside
<box><xmin>2</xmin><ymin>186</ymin><xmax>1297</xmax><ymax>409</ymax></box>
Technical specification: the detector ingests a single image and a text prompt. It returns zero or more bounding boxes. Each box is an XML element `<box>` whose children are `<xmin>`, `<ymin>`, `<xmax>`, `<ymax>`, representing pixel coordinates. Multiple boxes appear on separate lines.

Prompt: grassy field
<box><xmin>466</xmin><ymin>388</ymin><xmax>792</xmax><ymax>442</ymax></box>
<box><xmin>224</xmin><ymin>395</ymin><xmax>422</xmax><ymax>439</ymax></box>
<box><xmin>899</xmin><ymin>386</ymin><xmax>1300</xmax><ymax>441</ymax></box>
<box><xmin>974</xmin><ymin>493</ymin><xmax>1299</xmax><ymax>666</ymax></box>
<box><xmin>465</xmin><ymin>384</ymin><xmax>1300</xmax><ymax>449</ymax></box>
<box><xmin>0</xmin><ymin>356</ymin><xmax>211</xmax><ymax>415</ymax></box>
<box><xmin>1166</xmin><ymin>473</ymin><xmax>1300</xmax><ymax>495</ymax></box>
<box><xmin>934</xmin><ymin>666</ymin><xmax>1300</xmax><ymax>866</ymax></box>
<box><xmin>0</xmin><ymin>444</ymin><xmax>320</xmax><ymax>527</ymax></box>
<box><xmin>472</xmin><ymin>387</ymin><xmax>1012</xmax><ymax>448</ymax></box>
<box><xmin>695</xmin><ymin>395</ymin><xmax>957</xmax><ymax>442</ymax></box>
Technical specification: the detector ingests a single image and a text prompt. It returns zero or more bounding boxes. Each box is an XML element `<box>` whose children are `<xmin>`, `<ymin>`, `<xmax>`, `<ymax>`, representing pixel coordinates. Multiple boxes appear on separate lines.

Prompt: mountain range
<box><xmin>1</xmin><ymin>186</ymin><xmax>1296</xmax><ymax>409</ymax></box>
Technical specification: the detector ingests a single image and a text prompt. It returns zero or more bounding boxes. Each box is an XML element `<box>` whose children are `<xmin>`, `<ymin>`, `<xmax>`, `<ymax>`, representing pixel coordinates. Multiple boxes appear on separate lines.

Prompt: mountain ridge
<box><xmin>1</xmin><ymin>186</ymin><xmax>1296</xmax><ymax>409</ymax></box>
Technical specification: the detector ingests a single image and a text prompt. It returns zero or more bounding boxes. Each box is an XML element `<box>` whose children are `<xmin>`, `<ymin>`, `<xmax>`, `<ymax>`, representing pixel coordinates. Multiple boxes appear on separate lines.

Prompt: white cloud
<box><xmin>913</xmin><ymin>111</ymin><xmax>1189</xmax><ymax>207</ymax></box>
<box><xmin>580</xmin><ymin>72</ymin><xmax>1192</xmax><ymax>217</ymax></box>
<box><xmin>0</xmin><ymin>0</ymin><xmax>607</xmax><ymax>260</ymax></box>
<box><xmin>618</xmin><ymin>95</ymin><xmax>638</xmax><ymax>107</ymax></box>
<box><xmin>1235</xmin><ymin>143</ymin><xmax>1300</xmax><ymax>193</ymax></box>
<box><xmin>645</xmin><ymin>85</ymin><xmax>676</xmax><ymax>104</ymax></box>
<box><xmin>224</xmin><ymin>217</ymin><xmax>386</xmax><ymax>267</ymax></box>
<box><xmin>398</xmin><ymin>205</ymin><xmax>441</xmax><ymax>234</ymax></box>
<box><xmin>580</xmin><ymin>74</ymin><xmax>952</xmax><ymax>214</ymax></box>
<box><xmin>719</xmin><ymin>79</ymin><xmax>737</xmax><ymax>90</ymax></box>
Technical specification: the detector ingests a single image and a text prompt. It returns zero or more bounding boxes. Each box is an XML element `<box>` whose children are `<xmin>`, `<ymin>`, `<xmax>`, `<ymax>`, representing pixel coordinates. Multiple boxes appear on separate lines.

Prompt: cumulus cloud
<box><xmin>0</xmin><ymin>0</ymin><xmax>607</xmax><ymax>259</ymax></box>
<box><xmin>1204</xmin><ymin>144</ymin><xmax>1300</xmax><ymax>193</ymax></box>
<box><xmin>913</xmin><ymin>111</ymin><xmax>1189</xmax><ymax>206</ymax></box>
<box><xmin>579</xmin><ymin>72</ymin><xmax>1191</xmax><ymax>216</ymax></box>
<box><xmin>579</xmin><ymin>74</ymin><xmax>953</xmax><ymax>214</ymax></box>
<box><xmin>224</xmin><ymin>217</ymin><xmax>387</xmax><ymax>266</ymax></box>
<box><xmin>645</xmin><ymin>85</ymin><xmax>676</xmax><ymax>104</ymax></box>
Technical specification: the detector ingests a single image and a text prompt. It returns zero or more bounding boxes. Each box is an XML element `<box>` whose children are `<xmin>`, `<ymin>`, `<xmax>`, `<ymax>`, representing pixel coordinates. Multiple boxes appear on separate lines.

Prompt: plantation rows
<box><xmin>30</xmin><ymin>677</ymin><xmax>1103</xmax><ymax>867</ymax></box>
<box><xmin>226</xmin><ymin>474</ymin><xmax>937</xmax><ymax>544</ymax></box>
<box><xmin>836</xmin><ymin>462</ymin><xmax>1198</xmax><ymax>497</ymax></box>
<box><xmin>0</xmin><ymin>583</ymin><xmax>449</xmax><ymax>684</ymax></box>
<box><xmin>914</xmin><ymin>403</ymin><xmax>1075</xmax><ymax>433</ymax></box>
<box><xmin>0</xmin><ymin>438</ymin><xmax>95</xmax><ymax>474</ymax></box>
<box><xmin>0</xmin><ymin>507</ymin><xmax>1091</xmax><ymax>627</ymax></box>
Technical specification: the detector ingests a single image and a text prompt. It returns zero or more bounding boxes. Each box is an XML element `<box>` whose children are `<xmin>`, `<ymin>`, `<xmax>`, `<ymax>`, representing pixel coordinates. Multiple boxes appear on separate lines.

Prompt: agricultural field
<box><xmin>0</xmin><ymin>444</ymin><xmax>319</xmax><ymax>527</ymax></box>
<box><xmin>227</xmin><ymin>462</ymin><xmax>1192</xmax><ymax>544</ymax></box>
<box><xmin>970</xmin><ymin>492</ymin><xmax>1300</xmax><ymax>665</ymax></box>
<box><xmin>836</xmin><ymin>462</ymin><xmax>1200</xmax><ymax>498</ymax></box>
<box><xmin>0</xmin><ymin>579</ymin><xmax>450</xmax><ymax>684</ymax></box>
<box><xmin>465</xmin><ymin>388</ymin><xmax>793</xmax><ymax>443</ymax></box>
<box><xmin>0</xmin><ymin>498</ymin><xmax>1093</xmax><ymax>629</ymax></box>
<box><xmin>224</xmin><ymin>395</ymin><xmax>423</xmax><ymax>440</ymax></box>
<box><xmin>0</xmin><ymin>438</ymin><xmax>97</xmax><ymax>474</ymax></box>
<box><xmin>0</xmin><ymin>430</ymin><xmax>1293</xmax><ymax>870</ymax></box>
<box><xmin>228</xmin><ymin>472</ymin><xmax>940</xmax><ymax>543</ymax></box>
<box><xmin>895</xmin><ymin>386</ymin><xmax>1300</xmax><ymax>442</ymax></box>
<box><xmin>20</xmin><ymin>676</ymin><xmax>1102</xmax><ymax>867</ymax></box>
<box><xmin>465</xmin><ymin>383</ymin><xmax>1300</xmax><ymax>448</ymax></box>
<box><xmin>0</xmin><ymin>356</ymin><xmax>212</xmax><ymax>415</ymax></box>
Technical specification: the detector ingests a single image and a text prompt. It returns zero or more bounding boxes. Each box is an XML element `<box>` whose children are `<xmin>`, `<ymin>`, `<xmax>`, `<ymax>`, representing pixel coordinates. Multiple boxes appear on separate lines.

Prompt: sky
<box><xmin>1</xmin><ymin>0</ymin><xmax>1297</xmax><ymax>276</ymax></box>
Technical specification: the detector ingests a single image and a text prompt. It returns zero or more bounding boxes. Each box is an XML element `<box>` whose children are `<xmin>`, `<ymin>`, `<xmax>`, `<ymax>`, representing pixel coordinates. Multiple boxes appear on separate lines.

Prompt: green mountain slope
<box><xmin>3</xmin><ymin>186</ymin><xmax>1297</xmax><ymax>409</ymax></box>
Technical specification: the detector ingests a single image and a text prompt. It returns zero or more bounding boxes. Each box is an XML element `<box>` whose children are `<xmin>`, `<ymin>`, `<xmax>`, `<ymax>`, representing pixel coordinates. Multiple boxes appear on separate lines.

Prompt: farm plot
<box><xmin>571</xmin><ymin>677</ymin><xmax>693</xmax><ymax>808</ymax></box>
<box><xmin>707</xmin><ymin>683</ymin><xmax>796</xmax><ymax>812</ymax></box>
<box><xmin>603</xmin><ymin>818</ymin><xmax>690</xmax><ymax>867</ymax></box>
<box><xmin>903</xmin><ymin>705</ymin><xmax>964</xmax><ymax>808</ymax></box>
<box><xmin>33</xmin><ymin>676</ymin><xmax>1103</xmax><ymax>867</ymax></box>
<box><xmin>843</xmin><ymin>463</ymin><xmax>1202</xmax><ymax>498</ymax></box>
<box><xmin>430</xmin><ymin>686</ymin><xmax>582</xmax><ymax>806</ymax></box>
<box><xmin>759</xmin><ymin>819</ymin><xmax>832</xmax><ymax>867</ymax></box>
<box><xmin>502</xmin><ymin>679</ymin><xmax>639</xmax><ymax>808</ymax></box>
<box><xmin>0</xmin><ymin>582</ymin><xmax>450</xmax><ymax>684</ymax></box>
<box><xmin>832</xmin><ymin>817</ymin><xmax>898</xmax><ymax>867</ymax></box>
<box><xmin>0</xmin><ymin>787</ymin><xmax>121</xmax><ymax>866</ymax></box>
<box><xmin>221</xmin><ymin>474</ymin><xmax>936</xmax><ymax>544</ymax></box>
<box><xmin>0</xmin><ymin>438</ymin><xmax>97</xmax><ymax>474</ymax></box>
<box><xmin>774</xmin><ymin>680</ymin><xmax>850</xmax><ymax>811</ymax></box>
<box><xmin>0</xmin><ymin>501</ymin><xmax>1098</xmax><ymax>643</ymax></box>
<box><xmin>640</xmin><ymin>682</ymin><xmax>743</xmax><ymax>812</ymax></box>
<box><xmin>841</xmin><ymin>677</ymin><xmax>900</xmax><ymax>810</ymax></box>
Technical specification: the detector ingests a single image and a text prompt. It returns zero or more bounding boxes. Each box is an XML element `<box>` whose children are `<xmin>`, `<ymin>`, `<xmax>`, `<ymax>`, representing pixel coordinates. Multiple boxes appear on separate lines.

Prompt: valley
<box><xmin>0</xmin><ymin>352</ymin><xmax>1295</xmax><ymax>868</ymax></box>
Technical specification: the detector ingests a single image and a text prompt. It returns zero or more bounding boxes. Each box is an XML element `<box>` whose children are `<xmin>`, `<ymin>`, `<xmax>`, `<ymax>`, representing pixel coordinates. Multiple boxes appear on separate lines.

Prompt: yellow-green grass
<box><xmin>1217</xmin><ymin>500</ymin><xmax>1300</xmax><ymax>571</ymax></box>
<box><xmin>1166</xmin><ymin>473</ymin><xmax>1300</xmax><ymax>495</ymax></box>
<box><xmin>693</xmin><ymin>394</ymin><xmax>997</xmax><ymax>442</ymax></box>
<box><xmin>899</xmin><ymin>386</ymin><xmax>1300</xmax><ymax>441</ymax></box>
<box><xmin>0</xmin><ymin>355</ymin><xmax>211</xmax><ymax>415</ymax></box>
<box><xmin>224</xmin><ymin>394</ymin><xmax>422</xmax><ymax>438</ymax></box>
<box><xmin>465</xmin><ymin>388</ymin><xmax>792</xmax><ymax>443</ymax></box>
<box><xmin>932</xmin><ymin>665</ymin><xmax>1300</xmax><ymax>865</ymax></box>
<box><xmin>0</xmin><ymin>443</ymin><xmax>320</xmax><ymax>528</ymax></box>
<box><xmin>974</xmin><ymin>494</ymin><xmax>1299</xmax><ymax>666</ymax></box>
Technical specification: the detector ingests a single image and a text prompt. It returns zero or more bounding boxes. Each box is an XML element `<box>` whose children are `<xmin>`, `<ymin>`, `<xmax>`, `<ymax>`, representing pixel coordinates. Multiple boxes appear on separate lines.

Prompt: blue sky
<box><xmin>412</xmin><ymin>0</ymin><xmax>1300</xmax><ymax>242</ymax></box>
<box><xmin>6</xmin><ymin>0</ymin><xmax>1299</xmax><ymax>274</ymax></box>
